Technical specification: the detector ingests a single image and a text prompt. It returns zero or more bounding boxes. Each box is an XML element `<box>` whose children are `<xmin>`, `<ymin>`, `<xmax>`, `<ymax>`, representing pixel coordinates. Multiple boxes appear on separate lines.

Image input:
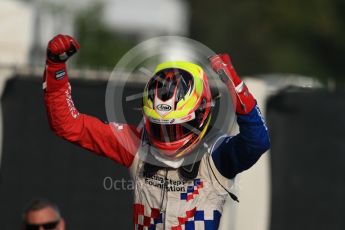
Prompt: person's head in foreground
<box><xmin>23</xmin><ymin>199</ymin><xmax>65</xmax><ymax>230</ymax></box>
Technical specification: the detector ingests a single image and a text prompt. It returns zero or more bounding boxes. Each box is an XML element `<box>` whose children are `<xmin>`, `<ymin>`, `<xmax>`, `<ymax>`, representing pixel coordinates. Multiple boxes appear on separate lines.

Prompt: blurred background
<box><xmin>0</xmin><ymin>0</ymin><xmax>344</xmax><ymax>229</ymax></box>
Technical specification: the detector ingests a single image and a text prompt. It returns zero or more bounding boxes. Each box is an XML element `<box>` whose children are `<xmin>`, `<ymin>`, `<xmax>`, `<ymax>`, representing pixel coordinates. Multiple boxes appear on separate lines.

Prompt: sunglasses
<box><xmin>25</xmin><ymin>220</ymin><xmax>60</xmax><ymax>230</ymax></box>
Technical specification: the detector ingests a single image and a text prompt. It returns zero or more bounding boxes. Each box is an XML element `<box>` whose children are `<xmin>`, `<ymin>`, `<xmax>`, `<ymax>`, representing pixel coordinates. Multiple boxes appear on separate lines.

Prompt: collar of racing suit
<box><xmin>143</xmin><ymin>146</ymin><xmax>202</xmax><ymax>180</ymax></box>
<box><xmin>143</xmin><ymin>158</ymin><xmax>201</xmax><ymax>180</ymax></box>
<box><xmin>141</xmin><ymin>125</ymin><xmax>220</xmax><ymax>180</ymax></box>
<box><xmin>150</xmin><ymin>148</ymin><xmax>185</xmax><ymax>168</ymax></box>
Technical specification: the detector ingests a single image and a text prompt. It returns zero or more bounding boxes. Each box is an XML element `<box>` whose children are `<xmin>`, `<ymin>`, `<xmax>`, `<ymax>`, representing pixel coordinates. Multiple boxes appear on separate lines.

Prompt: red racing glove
<box><xmin>43</xmin><ymin>34</ymin><xmax>80</xmax><ymax>92</ymax></box>
<box><xmin>209</xmin><ymin>53</ymin><xmax>256</xmax><ymax>114</ymax></box>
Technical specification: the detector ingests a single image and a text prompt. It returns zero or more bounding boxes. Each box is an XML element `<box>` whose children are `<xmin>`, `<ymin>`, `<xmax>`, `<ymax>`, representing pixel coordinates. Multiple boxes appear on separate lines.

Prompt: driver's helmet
<box><xmin>143</xmin><ymin>61</ymin><xmax>212</xmax><ymax>159</ymax></box>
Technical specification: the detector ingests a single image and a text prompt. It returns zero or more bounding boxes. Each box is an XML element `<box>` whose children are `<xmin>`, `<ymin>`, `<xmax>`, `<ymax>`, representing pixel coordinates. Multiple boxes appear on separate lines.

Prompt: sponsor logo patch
<box><xmin>156</xmin><ymin>104</ymin><xmax>172</xmax><ymax>111</ymax></box>
<box><xmin>55</xmin><ymin>69</ymin><xmax>66</xmax><ymax>80</ymax></box>
<box><xmin>143</xmin><ymin>172</ymin><xmax>187</xmax><ymax>192</ymax></box>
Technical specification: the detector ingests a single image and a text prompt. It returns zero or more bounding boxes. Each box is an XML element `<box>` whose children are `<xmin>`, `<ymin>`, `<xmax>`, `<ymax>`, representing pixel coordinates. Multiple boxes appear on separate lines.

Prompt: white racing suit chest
<box><xmin>129</xmin><ymin>142</ymin><xmax>233</xmax><ymax>230</ymax></box>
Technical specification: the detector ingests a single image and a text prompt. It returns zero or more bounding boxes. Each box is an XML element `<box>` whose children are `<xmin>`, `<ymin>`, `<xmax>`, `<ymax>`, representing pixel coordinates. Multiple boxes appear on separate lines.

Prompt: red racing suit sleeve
<box><xmin>43</xmin><ymin>64</ymin><xmax>140</xmax><ymax>168</ymax></box>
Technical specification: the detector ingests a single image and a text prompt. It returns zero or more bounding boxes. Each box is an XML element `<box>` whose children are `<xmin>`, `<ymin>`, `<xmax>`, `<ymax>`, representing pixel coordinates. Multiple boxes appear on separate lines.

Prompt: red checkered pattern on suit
<box><xmin>133</xmin><ymin>203</ymin><xmax>161</xmax><ymax>229</ymax></box>
<box><xmin>171</xmin><ymin>207</ymin><xmax>197</xmax><ymax>230</ymax></box>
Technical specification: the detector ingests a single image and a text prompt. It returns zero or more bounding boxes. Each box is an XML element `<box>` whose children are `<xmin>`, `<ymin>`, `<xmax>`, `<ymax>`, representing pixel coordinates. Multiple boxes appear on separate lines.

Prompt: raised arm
<box><xmin>43</xmin><ymin>34</ymin><xmax>140</xmax><ymax>168</ymax></box>
<box><xmin>209</xmin><ymin>54</ymin><xmax>270</xmax><ymax>179</ymax></box>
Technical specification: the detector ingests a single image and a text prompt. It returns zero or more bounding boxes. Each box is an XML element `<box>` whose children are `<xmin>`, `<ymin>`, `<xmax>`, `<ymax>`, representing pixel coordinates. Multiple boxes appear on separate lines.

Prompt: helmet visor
<box><xmin>148</xmin><ymin>120</ymin><xmax>200</xmax><ymax>143</ymax></box>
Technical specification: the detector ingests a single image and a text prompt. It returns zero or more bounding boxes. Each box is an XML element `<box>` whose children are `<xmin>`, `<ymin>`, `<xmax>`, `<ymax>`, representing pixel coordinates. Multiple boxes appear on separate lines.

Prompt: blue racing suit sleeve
<box><xmin>211</xmin><ymin>105</ymin><xmax>270</xmax><ymax>179</ymax></box>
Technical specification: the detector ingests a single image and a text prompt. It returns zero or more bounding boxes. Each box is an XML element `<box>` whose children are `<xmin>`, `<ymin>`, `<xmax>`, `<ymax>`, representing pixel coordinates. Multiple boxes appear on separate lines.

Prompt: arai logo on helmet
<box><xmin>156</xmin><ymin>104</ymin><xmax>172</xmax><ymax>111</ymax></box>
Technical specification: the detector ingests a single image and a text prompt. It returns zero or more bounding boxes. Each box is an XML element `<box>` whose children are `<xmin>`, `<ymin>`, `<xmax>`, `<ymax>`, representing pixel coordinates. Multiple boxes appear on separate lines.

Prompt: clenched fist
<box><xmin>43</xmin><ymin>34</ymin><xmax>79</xmax><ymax>92</ymax></box>
<box><xmin>47</xmin><ymin>34</ymin><xmax>80</xmax><ymax>63</ymax></box>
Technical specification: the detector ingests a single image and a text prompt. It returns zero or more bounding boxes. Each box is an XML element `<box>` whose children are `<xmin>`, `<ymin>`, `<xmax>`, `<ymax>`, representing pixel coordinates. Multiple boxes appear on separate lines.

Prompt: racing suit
<box><xmin>43</xmin><ymin>36</ymin><xmax>270</xmax><ymax>230</ymax></box>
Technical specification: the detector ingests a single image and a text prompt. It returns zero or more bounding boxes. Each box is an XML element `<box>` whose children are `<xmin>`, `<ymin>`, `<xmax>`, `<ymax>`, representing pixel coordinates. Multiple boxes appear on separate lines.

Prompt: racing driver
<box><xmin>43</xmin><ymin>34</ymin><xmax>270</xmax><ymax>230</ymax></box>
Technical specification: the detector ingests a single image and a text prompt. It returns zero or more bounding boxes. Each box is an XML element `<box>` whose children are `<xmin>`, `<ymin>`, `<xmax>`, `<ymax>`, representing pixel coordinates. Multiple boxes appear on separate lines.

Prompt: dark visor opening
<box><xmin>149</xmin><ymin>122</ymin><xmax>197</xmax><ymax>142</ymax></box>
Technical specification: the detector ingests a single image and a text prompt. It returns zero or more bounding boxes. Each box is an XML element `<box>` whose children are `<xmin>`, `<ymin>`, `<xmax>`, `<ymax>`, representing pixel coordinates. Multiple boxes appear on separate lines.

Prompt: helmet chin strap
<box><xmin>150</xmin><ymin>148</ymin><xmax>184</xmax><ymax>169</ymax></box>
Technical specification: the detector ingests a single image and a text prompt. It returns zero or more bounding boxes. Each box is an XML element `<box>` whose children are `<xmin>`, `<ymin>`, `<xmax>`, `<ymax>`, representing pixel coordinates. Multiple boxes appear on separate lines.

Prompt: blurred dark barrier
<box><xmin>0</xmin><ymin>77</ymin><xmax>143</xmax><ymax>230</ymax></box>
<box><xmin>267</xmin><ymin>88</ymin><xmax>345</xmax><ymax>230</ymax></box>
